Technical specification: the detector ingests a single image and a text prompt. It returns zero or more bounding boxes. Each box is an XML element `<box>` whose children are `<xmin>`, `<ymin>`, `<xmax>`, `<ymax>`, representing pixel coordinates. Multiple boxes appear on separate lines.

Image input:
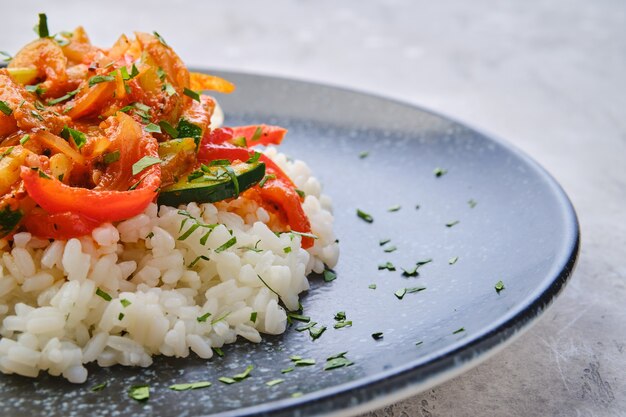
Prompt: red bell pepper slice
<box><xmin>203</xmin><ymin>125</ymin><xmax>287</xmax><ymax>147</ymax></box>
<box><xmin>23</xmin><ymin>209</ymin><xmax>101</xmax><ymax>240</ymax></box>
<box><xmin>21</xmin><ymin>113</ymin><xmax>161</xmax><ymax>225</ymax></box>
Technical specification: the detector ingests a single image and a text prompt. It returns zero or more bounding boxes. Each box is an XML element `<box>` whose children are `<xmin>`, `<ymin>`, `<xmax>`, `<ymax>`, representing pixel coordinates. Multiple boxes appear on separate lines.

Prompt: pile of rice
<box><xmin>0</xmin><ymin>148</ymin><xmax>338</xmax><ymax>383</ymax></box>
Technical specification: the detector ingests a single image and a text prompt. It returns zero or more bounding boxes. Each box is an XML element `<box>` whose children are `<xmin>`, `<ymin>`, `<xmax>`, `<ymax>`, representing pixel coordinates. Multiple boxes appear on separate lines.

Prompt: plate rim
<box><xmin>194</xmin><ymin>69</ymin><xmax>581</xmax><ymax>417</ymax></box>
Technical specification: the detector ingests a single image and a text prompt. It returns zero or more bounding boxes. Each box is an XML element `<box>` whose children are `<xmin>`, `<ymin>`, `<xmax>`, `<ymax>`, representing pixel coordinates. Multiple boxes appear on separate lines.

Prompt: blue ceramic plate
<box><xmin>0</xmin><ymin>72</ymin><xmax>579</xmax><ymax>417</ymax></box>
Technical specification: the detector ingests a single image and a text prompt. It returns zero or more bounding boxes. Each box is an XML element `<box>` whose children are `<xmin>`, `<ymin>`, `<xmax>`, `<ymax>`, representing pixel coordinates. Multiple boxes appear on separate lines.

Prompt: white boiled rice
<box><xmin>0</xmin><ymin>148</ymin><xmax>338</xmax><ymax>383</ymax></box>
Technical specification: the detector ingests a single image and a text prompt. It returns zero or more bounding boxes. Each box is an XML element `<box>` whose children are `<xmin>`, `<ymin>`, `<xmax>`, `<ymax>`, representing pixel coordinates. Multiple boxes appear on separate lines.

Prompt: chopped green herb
<box><xmin>415</xmin><ymin>204</ymin><xmax>421</xmax><ymax>210</ymax></box>
<box><xmin>0</xmin><ymin>51</ymin><xmax>12</xmax><ymax>62</ymax></box>
<box><xmin>120</xmin><ymin>299</ymin><xmax>131</xmax><ymax>308</ymax></box>
<box><xmin>145</xmin><ymin>232</ymin><xmax>154</xmax><ymax>239</ymax></box>
<box><xmin>103</xmin><ymin>150</ymin><xmax>120</xmax><ymax>164</ymax></box>
<box><xmin>88</xmin><ymin>75</ymin><xmax>115</xmax><ymax>87</ymax></box>
<box><xmin>434</xmin><ymin>167</ymin><xmax>447</xmax><ymax>177</ymax></box>
<box><xmin>288</xmin><ymin>313</ymin><xmax>311</xmax><ymax>323</ymax></box>
<box><xmin>188</xmin><ymin>255</ymin><xmax>209</xmax><ymax>268</ymax></box>
<box><xmin>118</xmin><ymin>313</ymin><xmax>125</xmax><ymax>320</ymax></box>
<box><xmin>394</xmin><ymin>288</ymin><xmax>407</xmax><ymax>299</ymax></box>
<box><xmin>38</xmin><ymin>169</ymin><xmax>51</xmax><ymax>179</ymax></box>
<box><xmin>90</xmin><ymin>381</ymin><xmax>107</xmax><ymax>392</ymax></box>
<box><xmin>242</xmin><ymin>127</ymin><xmax>260</xmax><ymax>143</ymax></box>
<box><xmin>0</xmin><ymin>101</ymin><xmax>12</xmax><ymax>116</ymax></box>
<box><xmin>26</xmin><ymin>84</ymin><xmax>45</xmax><ymax>96</ymax></box>
<box><xmin>258</xmin><ymin>174</ymin><xmax>276</xmax><ymax>188</ymax></box>
<box><xmin>295</xmin><ymin>322</ymin><xmax>316</xmax><ymax>332</ymax></box>
<box><xmin>0</xmin><ymin>206</ymin><xmax>23</xmax><ymax>238</ymax></box>
<box><xmin>247</xmin><ymin>152</ymin><xmax>261</xmax><ymax>164</ymax></box>
<box><xmin>35</xmin><ymin>13</ymin><xmax>49</xmax><ymax>38</ymax></box>
<box><xmin>495</xmin><ymin>280</ymin><xmax>505</xmax><ymax>293</ymax></box>
<box><xmin>324</xmin><ymin>356</ymin><xmax>353</xmax><ymax>371</ymax></box>
<box><xmin>406</xmin><ymin>286</ymin><xmax>426</xmax><ymax>293</ymax></box>
<box><xmin>446</xmin><ymin>220</ymin><xmax>460</xmax><ymax>228</ymax></box>
<box><xmin>250</xmin><ymin>312</ymin><xmax>257</xmax><ymax>323</ymax></box>
<box><xmin>178</xmin><ymin>223</ymin><xmax>200</xmax><ymax>241</ymax></box>
<box><xmin>233</xmin><ymin>365</ymin><xmax>254</xmax><ymax>381</ymax></box>
<box><xmin>153</xmin><ymin>31</ymin><xmax>169</xmax><ymax>47</ymax></box>
<box><xmin>57</xmin><ymin>174</ymin><xmax>64</xmax><ymax>182</ymax></box>
<box><xmin>215</xmin><ymin>236</ymin><xmax>237</xmax><ymax>253</ymax></box>
<box><xmin>212</xmin><ymin>347</ymin><xmax>224</xmax><ymax>357</ymax></box>
<box><xmin>169</xmin><ymin>381</ymin><xmax>211</xmax><ymax>391</ymax></box>
<box><xmin>295</xmin><ymin>188</ymin><xmax>306</xmax><ymax>198</ymax></box>
<box><xmin>144</xmin><ymin>123</ymin><xmax>161</xmax><ymax>133</ymax></box>
<box><xmin>356</xmin><ymin>209</ymin><xmax>373</xmax><ymax>223</ymax></box>
<box><xmin>368</xmin><ymin>284</ymin><xmax>377</xmax><ymax>290</ymax></box>
<box><xmin>283</xmin><ymin>246</ymin><xmax>292</xmax><ymax>254</ymax></box>
<box><xmin>211</xmin><ymin>312</ymin><xmax>231</xmax><ymax>325</ymax></box>
<box><xmin>159</xmin><ymin>121</ymin><xmax>178</xmax><ymax>138</ymax></box>
<box><xmin>132</xmin><ymin>156</ymin><xmax>161</xmax><ymax>176</ymax></box>
<box><xmin>257</xmin><ymin>274</ymin><xmax>281</xmax><ymax>298</ymax></box>
<box><xmin>224</xmin><ymin>166</ymin><xmax>240</xmax><ymax>197</ymax></box>
<box><xmin>19</xmin><ymin>134</ymin><xmax>30</xmax><ymax>145</ymax></box>
<box><xmin>378</xmin><ymin>262</ymin><xmax>396</xmax><ymax>271</ymax></box>
<box><xmin>289</xmin><ymin>355</ymin><xmax>302</xmax><ymax>361</ymax></box>
<box><xmin>291</xmin><ymin>392</ymin><xmax>304</xmax><ymax>398</ymax></box>
<box><xmin>290</xmin><ymin>230</ymin><xmax>319</xmax><ymax>240</ymax></box>
<box><xmin>309</xmin><ymin>326</ymin><xmax>327</xmax><ymax>340</ymax></box>
<box><xmin>219</xmin><ymin>377</ymin><xmax>236</xmax><ymax>385</ymax></box>
<box><xmin>453</xmin><ymin>327</ymin><xmax>465</xmax><ymax>334</ymax></box>
<box><xmin>359</xmin><ymin>151</ymin><xmax>369</xmax><ymax>159</ymax></box>
<box><xmin>128</xmin><ymin>384</ymin><xmax>150</xmax><ymax>401</ymax></box>
<box><xmin>60</xmin><ymin>126</ymin><xmax>87</xmax><ymax>149</ymax></box>
<box><xmin>371</xmin><ymin>332</ymin><xmax>384</xmax><ymax>340</ymax></box>
<box><xmin>323</xmin><ymin>268</ymin><xmax>337</xmax><ymax>282</ymax></box>
<box><xmin>384</xmin><ymin>246</ymin><xmax>397</xmax><ymax>253</ymax></box>
<box><xmin>293</xmin><ymin>358</ymin><xmax>316</xmax><ymax>366</ymax></box>
<box><xmin>401</xmin><ymin>259</ymin><xmax>433</xmax><ymax>277</ymax></box>
<box><xmin>415</xmin><ymin>341</ymin><xmax>423</xmax><ymax>346</ymax></box>
<box><xmin>96</xmin><ymin>288</ymin><xmax>112</xmax><ymax>301</ymax></box>
<box><xmin>448</xmin><ymin>256</ymin><xmax>459</xmax><ymax>265</ymax></box>
<box><xmin>30</xmin><ymin>110</ymin><xmax>44</xmax><ymax>121</ymax></box>
<box><xmin>47</xmin><ymin>89</ymin><xmax>80</xmax><ymax>105</ymax></box>
<box><xmin>379</xmin><ymin>238</ymin><xmax>391</xmax><ymax>246</ymax></box>
<box><xmin>334</xmin><ymin>320</ymin><xmax>352</xmax><ymax>329</ymax></box>
<box><xmin>163</xmin><ymin>82</ymin><xmax>177</xmax><ymax>96</ymax></box>
<box><xmin>183</xmin><ymin>88</ymin><xmax>201</xmax><ymax>102</ymax></box>
<box><xmin>334</xmin><ymin>311</ymin><xmax>346</xmax><ymax>321</ymax></box>
<box><xmin>387</xmin><ymin>205</ymin><xmax>401</xmax><ymax>212</ymax></box>
<box><xmin>196</xmin><ymin>312</ymin><xmax>212</xmax><ymax>323</ymax></box>
<box><xmin>266</xmin><ymin>379</ymin><xmax>285</xmax><ymax>387</ymax></box>
<box><xmin>468</xmin><ymin>199</ymin><xmax>477</xmax><ymax>208</ymax></box>
<box><xmin>231</xmin><ymin>136</ymin><xmax>247</xmax><ymax>147</ymax></box>
<box><xmin>281</xmin><ymin>367</ymin><xmax>295</xmax><ymax>374</ymax></box>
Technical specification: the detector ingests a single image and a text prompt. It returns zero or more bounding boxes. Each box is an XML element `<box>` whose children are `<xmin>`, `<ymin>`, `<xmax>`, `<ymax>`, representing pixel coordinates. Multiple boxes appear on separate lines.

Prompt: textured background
<box><xmin>5</xmin><ymin>1</ymin><xmax>626</xmax><ymax>416</ymax></box>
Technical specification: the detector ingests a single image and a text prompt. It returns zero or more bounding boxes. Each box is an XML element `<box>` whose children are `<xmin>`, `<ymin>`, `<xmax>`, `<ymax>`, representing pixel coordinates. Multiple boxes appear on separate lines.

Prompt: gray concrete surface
<box><xmin>5</xmin><ymin>1</ymin><xmax>626</xmax><ymax>416</ymax></box>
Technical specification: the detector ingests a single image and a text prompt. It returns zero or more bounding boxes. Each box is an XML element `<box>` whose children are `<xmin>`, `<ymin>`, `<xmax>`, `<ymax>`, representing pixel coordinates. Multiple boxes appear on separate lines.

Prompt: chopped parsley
<box><xmin>196</xmin><ymin>312</ymin><xmax>212</xmax><ymax>323</ymax></box>
<box><xmin>159</xmin><ymin>120</ymin><xmax>179</xmax><ymax>138</ymax></box>
<box><xmin>144</xmin><ymin>123</ymin><xmax>161</xmax><ymax>133</ymax></box>
<box><xmin>406</xmin><ymin>286</ymin><xmax>426</xmax><ymax>293</ymax></box>
<box><xmin>495</xmin><ymin>280</ymin><xmax>505</xmax><ymax>293</ymax></box>
<box><xmin>448</xmin><ymin>256</ymin><xmax>459</xmax><ymax>265</ymax></box>
<box><xmin>0</xmin><ymin>51</ymin><xmax>12</xmax><ymax>63</ymax></box>
<box><xmin>295</xmin><ymin>322</ymin><xmax>316</xmax><ymax>332</ymax></box>
<box><xmin>453</xmin><ymin>327</ymin><xmax>465</xmax><ymax>334</ymax></box>
<box><xmin>131</xmin><ymin>156</ymin><xmax>161</xmax><ymax>175</ymax></box>
<box><xmin>446</xmin><ymin>220</ymin><xmax>460</xmax><ymax>228</ymax></box>
<box><xmin>0</xmin><ymin>101</ymin><xmax>12</xmax><ymax>116</ymax></box>
<box><xmin>183</xmin><ymin>88</ymin><xmax>201</xmax><ymax>102</ymax></box>
<box><xmin>118</xmin><ymin>313</ymin><xmax>125</xmax><ymax>321</ymax></box>
<box><xmin>433</xmin><ymin>167</ymin><xmax>448</xmax><ymax>177</ymax></box>
<box><xmin>250</xmin><ymin>312</ymin><xmax>257</xmax><ymax>323</ymax></box>
<box><xmin>387</xmin><ymin>205</ymin><xmax>401</xmax><ymax>212</ymax></box>
<box><xmin>176</xmin><ymin>119</ymin><xmax>203</xmax><ymax>145</ymax></box>
<box><xmin>258</xmin><ymin>174</ymin><xmax>276</xmax><ymax>188</ymax></box>
<box><xmin>47</xmin><ymin>88</ymin><xmax>80</xmax><ymax>105</ymax></box>
<box><xmin>394</xmin><ymin>288</ymin><xmax>407</xmax><ymax>299</ymax></box>
<box><xmin>103</xmin><ymin>150</ymin><xmax>120</xmax><ymax>164</ymax></box>
<box><xmin>379</xmin><ymin>238</ymin><xmax>391</xmax><ymax>246</ymax></box>
<box><xmin>309</xmin><ymin>325</ymin><xmax>327</xmax><ymax>340</ymax></box>
<box><xmin>401</xmin><ymin>259</ymin><xmax>433</xmax><ymax>277</ymax></box>
<box><xmin>215</xmin><ymin>236</ymin><xmax>237</xmax><ymax>253</ymax></box>
<box><xmin>247</xmin><ymin>152</ymin><xmax>261</xmax><ymax>164</ymax></box>
<box><xmin>120</xmin><ymin>299</ymin><xmax>131</xmax><ymax>308</ymax></box>
<box><xmin>356</xmin><ymin>209</ymin><xmax>373</xmax><ymax>223</ymax></box>
<box><xmin>468</xmin><ymin>199</ymin><xmax>477</xmax><ymax>208</ymax></box>
<box><xmin>371</xmin><ymin>332</ymin><xmax>384</xmax><ymax>340</ymax></box>
<box><xmin>169</xmin><ymin>381</ymin><xmax>211</xmax><ymax>391</ymax></box>
<box><xmin>281</xmin><ymin>367</ymin><xmax>294</xmax><ymax>374</ymax></box>
<box><xmin>323</xmin><ymin>268</ymin><xmax>337</xmax><ymax>282</ymax></box>
<box><xmin>19</xmin><ymin>134</ymin><xmax>30</xmax><ymax>145</ymax></box>
<box><xmin>292</xmin><ymin>357</ymin><xmax>316</xmax><ymax>366</ymax></box>
<box><xmin>35</xmin><ymin>13</ymin><xmax>49</xmax><ymax>38</ymax></box>
<box><xmin>218</xmin><ymin>377</ymin><xmax>236</xmax><ymax>385</ymax></box>
<box><xmin>295</xmin><ymin>188</ymin><xmax>306</xmax><ymax>198</ymax></box>
<box><xmin>378</xmin><ymin>261</ymin><xmax>396</xmax><ymax>271</ymax></box>
<box><xmin>287</xmin><ymin>313</ymin><xmax>310</xmax><ymax>323</ymax></box>
<box><xmin>95</xmin><ymin>288</ymin><xmax>112</xmax><ymax>301</ymax></box>
<box><xmin>334</xmin><ymin>320</ymin><xmax>352</xmax><ymax>329</ymax></box>
<box><xmin>250</xmin><ymin>126</ymin><xmax>263</xmax><ymax>142</ymax></box>
<box><xmin>266</xmin><ymin>379</ymin><xmax>285</xmax><ymax>387</ymax></box>
<box><xmin>26</xmin><ymin>84</ymin><xmax>45</xmax><ymax>96</ymax></box>
<box><xmin>90</xmin><ymin>381</ymin><xmax>107</xmax><ymax>392</ymax></box>
<box><xmin>128</xmin><ymin>384</ymin><xmax>150</xmax><ymax>401</ymax></box>
<box><xmin>232</xmin><ymin>365</ymin><xmax>254</xmax><ymax>381</ymax></box>
<box><xmin>359</xmin><ymin>151</ymin><xmax>369</xmax><ymax>159</ymax></box>
<box><xmin>60</xmin><ymin>126</ymin><xmax>87</xmax><ymax>149</ymax></box>
<box><xmin>30</xmin><ymin>110</ymin><xmax>44</xmax><ymax>121</ymax></box>
<box><xmin>153</xmin><ymin>31</ymin><xmax>169</xmax><ymax>47</ymax></box>
<box><xmin>334</xmin><ymin>311</ymin><xmax>346</xmax><ymax>321</ymax></box>
<box><xmin>368</xmin><ymin>284</ymin><xmax>377</xmax><ymax>290</ymax></box>
<box><xmin>88</xmin><ymin>75</ymin><xmax>116</xmax><ymax>87</ymax></box>
<box><xmin>212</xmin><ymin>347</ymin><xmax>224</xmax><ymax>357</ymax></box>
<box><xmin>383</xmin><ymin>246</ymin><xmax>397</xmax><ymax>253</ymax></box>
<box><xmin>324</xmin><ymin>352</ymin><xmax>353</xmax><ymax>370</ymax></box>
<box><xmin>415</xmin><ymin>341</ymin><xmax>423</xmax><ymax>347</ymax></box>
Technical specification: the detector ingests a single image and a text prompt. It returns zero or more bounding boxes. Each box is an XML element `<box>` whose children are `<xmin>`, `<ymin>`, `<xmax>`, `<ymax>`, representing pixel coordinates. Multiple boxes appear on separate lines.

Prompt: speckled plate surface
<box><xmin>0</xmin><ymin>72</ymin><xmax>579</xmax><ymax>417</ymax></box>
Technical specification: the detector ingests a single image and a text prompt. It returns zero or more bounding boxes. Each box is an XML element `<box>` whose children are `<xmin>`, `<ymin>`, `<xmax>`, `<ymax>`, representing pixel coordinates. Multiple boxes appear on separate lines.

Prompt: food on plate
<box><xmin>0</xmin><ymin>15</ymin><xmax>338</xmax><ymax>383</ymax></box>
